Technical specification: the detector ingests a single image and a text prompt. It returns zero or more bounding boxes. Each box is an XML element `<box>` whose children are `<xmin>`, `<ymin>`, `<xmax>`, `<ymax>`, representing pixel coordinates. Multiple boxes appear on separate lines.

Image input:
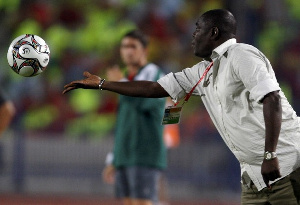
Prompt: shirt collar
<box><xmin>211</xmin><ymin>38</ymin><xmax>237</xmax><ymax>60</ymax></box>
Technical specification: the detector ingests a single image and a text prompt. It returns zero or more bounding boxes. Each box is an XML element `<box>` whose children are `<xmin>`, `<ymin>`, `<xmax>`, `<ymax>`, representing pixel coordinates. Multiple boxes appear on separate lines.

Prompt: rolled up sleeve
<box><xmin>250</xmin><ymin>78</ymin><xmax>280</xmax><ymax>103</ymax></box>
<box><xmin>157</xmin><ymin>73</ymin><xmax>186</xmax><ymax>103</ymax></box>
<box><xmin>233</xmin><ymin>47</ymin><xmax>281</xmax><ymax>103</ymax></box>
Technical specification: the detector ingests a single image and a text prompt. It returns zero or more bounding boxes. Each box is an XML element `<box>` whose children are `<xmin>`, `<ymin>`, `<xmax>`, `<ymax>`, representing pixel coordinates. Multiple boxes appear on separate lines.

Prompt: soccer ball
<box><xmin>7</xmin><ymin>34</ymin><xmax>50</xmax><ymax>77</ymax></box>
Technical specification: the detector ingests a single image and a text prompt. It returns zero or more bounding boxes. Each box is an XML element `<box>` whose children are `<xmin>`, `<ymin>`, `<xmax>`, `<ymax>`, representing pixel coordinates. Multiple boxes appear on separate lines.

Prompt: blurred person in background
<box><xmin>0</xmin><ymin>89</ymin><xmax>15</xmax><ymax>135</ymax></box>
<box><xmin>64</xmin><ymin>9</ymin><xmax>300</xmax><ymax>204</ymax></box>
<box><xmin>101</xmin><ymin>30</ymin><xmax>167</xmax><ymax>205</ymax></box>
<box><xmin>0</xmin><ymin>88</ymin><xmax>15</xmax><ymax>170</ymax></box>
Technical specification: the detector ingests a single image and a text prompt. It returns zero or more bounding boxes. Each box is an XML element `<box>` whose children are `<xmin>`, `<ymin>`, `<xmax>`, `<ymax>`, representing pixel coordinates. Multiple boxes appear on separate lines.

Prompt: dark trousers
<box><xmin>241</xmin><ymin>167</ymin><xmax>300</xmax><ymax>205</ymax></box>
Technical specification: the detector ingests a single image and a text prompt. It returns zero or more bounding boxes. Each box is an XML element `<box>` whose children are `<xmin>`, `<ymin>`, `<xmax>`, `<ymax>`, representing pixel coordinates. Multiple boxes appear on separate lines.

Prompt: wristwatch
<box><xmin>264</xmin><ymin>151</ymin><xmax>277</xmax><ymax>160</ymax></box>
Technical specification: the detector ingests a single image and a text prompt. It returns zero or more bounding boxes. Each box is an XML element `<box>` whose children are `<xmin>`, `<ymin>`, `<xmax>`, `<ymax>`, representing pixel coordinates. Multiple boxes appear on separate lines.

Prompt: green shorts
<box><xmin>241</xmin><ymin>167</ymin><xmax>300</xmax><ymax>205</ymax></box>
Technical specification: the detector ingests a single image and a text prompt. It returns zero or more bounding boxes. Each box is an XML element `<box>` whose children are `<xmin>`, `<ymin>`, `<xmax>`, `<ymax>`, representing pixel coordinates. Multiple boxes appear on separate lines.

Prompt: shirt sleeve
<box><xmin>157</xmin><ymin>73</ymin><xmax>186</xmax><ymax>102</ymax></box>
<box><xmin>158</xmin><ymin>63</ymin><xmax>204</xmax><ymax>103</ymax></box>
<box><xmin>232</xmin><ymin>46</ymin><xmax>280</xmax><ymax>103</ymax></box>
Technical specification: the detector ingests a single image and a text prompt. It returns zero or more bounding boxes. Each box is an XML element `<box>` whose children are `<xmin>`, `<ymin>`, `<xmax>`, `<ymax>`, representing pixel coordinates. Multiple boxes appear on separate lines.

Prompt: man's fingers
<box><xmin>64</xmin><ymin>82</ymin><xmax>74</xmax><ymax>89</ymax></box>
<box><xmin>63</xmin><ymin>72</ymin><xmax>100</xmax><ymax>94</ymax></box>
<box><xmin>83</xmin><ymin>71</ymin><xmax>91</xmax><ymax>78</ymax></box>
<box><xmin>63</xmin><ymin>86</ymin><xmax>76</xmax><ymax>94</ymax></box>
<box><xmin>270</xmin><ymin>170</ymin><xmax>281</xmax><ymax>181</ymax></box>
<box><xmin>263</xmin><ymin>175</ymin><xmax>271</xmax><ymax>189</ymax></box>
<box><xmin>261</xmin><ymin>158</ymin><xmax>281</xmax><ymax>189</ymax></box>
<box><xmin>64</xmin><ymin>80</ymin><xmax>84</xmax><ymax>89</ymax></box>
<box><xmin>262</xmin><ymin>170</ymin><xmax>281</xmax><ymax>189</ymax></box>
<box><xmin>276</xmin><ymin>169</ymin><xmax>282</xmax><ymax>178</ymax></box>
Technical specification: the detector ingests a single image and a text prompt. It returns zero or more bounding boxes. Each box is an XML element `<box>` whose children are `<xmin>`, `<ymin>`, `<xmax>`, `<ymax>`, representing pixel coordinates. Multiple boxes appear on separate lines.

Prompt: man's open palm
<box><xmin>63</xmin><ymin>72</ymin><xmax>101</xmax><ymax>94</ymax></box>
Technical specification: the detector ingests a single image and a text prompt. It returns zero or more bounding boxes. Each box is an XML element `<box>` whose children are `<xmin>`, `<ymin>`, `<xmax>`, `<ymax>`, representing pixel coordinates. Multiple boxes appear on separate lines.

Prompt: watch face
<box><xmin>266</xmin><ymin>153</ymin><xmax>272</xmax><ymax>159</ymax></box>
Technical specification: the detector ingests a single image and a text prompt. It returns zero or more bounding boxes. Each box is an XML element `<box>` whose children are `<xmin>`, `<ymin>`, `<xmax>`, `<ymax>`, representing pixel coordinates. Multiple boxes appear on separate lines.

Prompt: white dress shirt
<box><xmin>158</xmin><ymin>38</ymin><xmax>300</xmax><ymax>191</ymax></box>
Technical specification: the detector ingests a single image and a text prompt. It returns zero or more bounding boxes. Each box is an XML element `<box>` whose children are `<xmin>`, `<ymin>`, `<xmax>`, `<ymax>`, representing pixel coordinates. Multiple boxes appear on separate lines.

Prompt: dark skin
<box><xmin>63</xmin><ymin>10</ymin><xmax>281</xmax><ymax>189</ymax></box>
<box><xmin>261</xmin><ymin>91</ymin><xmax>282</xmax><ymax>188</ymax></box>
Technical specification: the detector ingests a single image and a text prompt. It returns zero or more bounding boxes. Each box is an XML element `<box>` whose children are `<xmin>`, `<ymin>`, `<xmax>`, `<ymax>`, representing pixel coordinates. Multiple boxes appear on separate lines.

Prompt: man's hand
<box><xmin>63</xmin><ymin>71</ymin><xmax>169</xmax><ymax>98</ymax></box>
<box><xmin>106</xmin><ymin>65</ymin><xmax>124</xmax><ymax>81</ymax></box>
<box><xmin>63</xmin><ymin>71</ymin><xmax>101</xmax><ymax>94</ymax></box>
<box><xmin>102</xmin><ymin>165</ymin><xmax>115</xmax><ymax>184</ymax></box>
<box><xmin>261</xmin><ymin>158</ymin><xmax>281</xmax><ymax>189</ymax></box>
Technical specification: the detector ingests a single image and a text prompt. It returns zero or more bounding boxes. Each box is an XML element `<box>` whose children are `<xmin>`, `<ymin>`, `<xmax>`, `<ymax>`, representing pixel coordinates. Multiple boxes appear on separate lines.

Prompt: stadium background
<box><xmin>0</xmin><ymin>0</ymin><xmax>300</xmax><ymax>204</ymax></box>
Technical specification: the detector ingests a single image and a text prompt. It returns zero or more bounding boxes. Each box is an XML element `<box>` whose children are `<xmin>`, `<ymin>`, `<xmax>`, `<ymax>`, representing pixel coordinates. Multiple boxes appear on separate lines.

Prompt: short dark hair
<box><xmin>200</xmin><ymin>9</ymin><xmax>237</xmax><ymax>36</ymax></box>
<box><xmin>122</xmin><ymin>30</ymin><xmax>149</xmax><ymax>48</ymax></box>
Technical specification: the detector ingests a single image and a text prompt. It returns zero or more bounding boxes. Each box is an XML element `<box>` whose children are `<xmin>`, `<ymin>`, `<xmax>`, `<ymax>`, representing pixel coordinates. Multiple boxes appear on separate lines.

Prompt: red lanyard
<box><xmin>174</xmin><ymin>62</ymin><xmax>213</xmax><ymax>107</ymax></box>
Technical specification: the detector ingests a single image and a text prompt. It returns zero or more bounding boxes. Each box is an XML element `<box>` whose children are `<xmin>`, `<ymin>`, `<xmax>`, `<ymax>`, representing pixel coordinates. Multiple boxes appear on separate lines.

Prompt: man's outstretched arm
<box><xmin>63</xmin><ymin>71</ymin><xmax>169</xmax><ymax>98</ymax></box>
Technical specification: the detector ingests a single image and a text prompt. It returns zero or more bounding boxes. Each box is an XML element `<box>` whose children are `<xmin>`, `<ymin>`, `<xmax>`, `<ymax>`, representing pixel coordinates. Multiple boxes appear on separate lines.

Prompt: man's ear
<box><xmin>211</xmin><ymin>27</ymin><xmax>219</xmax><ymax>40</ymax></box>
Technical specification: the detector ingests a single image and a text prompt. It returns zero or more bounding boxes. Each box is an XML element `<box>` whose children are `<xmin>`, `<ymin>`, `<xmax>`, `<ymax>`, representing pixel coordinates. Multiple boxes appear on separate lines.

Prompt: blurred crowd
<box><xmin>0</xmin><ymin>0</ymin><xmax>300</xmax><ymax>143</ymax></box>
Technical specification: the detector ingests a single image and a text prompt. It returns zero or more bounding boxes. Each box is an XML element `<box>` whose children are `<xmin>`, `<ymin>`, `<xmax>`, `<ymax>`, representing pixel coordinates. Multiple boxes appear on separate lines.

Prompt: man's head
<box><xmin>192</xmin><ymin>9</ymin><xmax>237</xmax><ymax>58</ymax></box>
<box><xmin>120</xmin><ymin>30</ymin><xmax>148</xmax><ymax>67</ymax></box>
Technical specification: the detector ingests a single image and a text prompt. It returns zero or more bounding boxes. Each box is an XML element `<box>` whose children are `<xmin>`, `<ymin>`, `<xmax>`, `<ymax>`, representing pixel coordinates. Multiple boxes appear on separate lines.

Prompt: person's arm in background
<box><xmin>0</xmin><ymin>88</ymin><xmax>15</xmax><ymax>136</ymax></box>
<box><xmin>0</xmin><ymin>100</ymin><xmax>15</xmax><ymax>135</ymax></box>
<box><xmin>106</xmin><ymin>65</ymin><xmax>125</xmax><ymax>82</ymax></box>
<box><xmin>63</xmin><ymin>71</ymin><xmax>169</xmax><ymax>98</ymax></box>
<box><xmin>102</xmin><ymin>152</ymin><xmax>115</xmax><ymax>184</ymax></box>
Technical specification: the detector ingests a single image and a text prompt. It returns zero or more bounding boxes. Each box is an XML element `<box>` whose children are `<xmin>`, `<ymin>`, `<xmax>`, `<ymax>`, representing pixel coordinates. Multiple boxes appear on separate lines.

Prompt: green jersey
<box><xmin>113</xmin><ymin>63</ymin><xmax>167</xmax><ymax>169</ymax></box>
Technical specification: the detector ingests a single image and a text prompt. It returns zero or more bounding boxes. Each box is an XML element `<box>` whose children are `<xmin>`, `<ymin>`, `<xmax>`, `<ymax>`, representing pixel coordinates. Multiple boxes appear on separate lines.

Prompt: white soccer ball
<box><xmin>7</xmin><ymin>34</ymin><xmax>50</xmax><ymax>77</ymax></box>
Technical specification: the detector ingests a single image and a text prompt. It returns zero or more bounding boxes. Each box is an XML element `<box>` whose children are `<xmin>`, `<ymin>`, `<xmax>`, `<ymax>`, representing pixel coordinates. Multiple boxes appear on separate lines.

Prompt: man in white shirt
<box><xmin>63</xmin><ymin>9</ymin><xmax>300</xmax><ymax>204</ymax></box>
